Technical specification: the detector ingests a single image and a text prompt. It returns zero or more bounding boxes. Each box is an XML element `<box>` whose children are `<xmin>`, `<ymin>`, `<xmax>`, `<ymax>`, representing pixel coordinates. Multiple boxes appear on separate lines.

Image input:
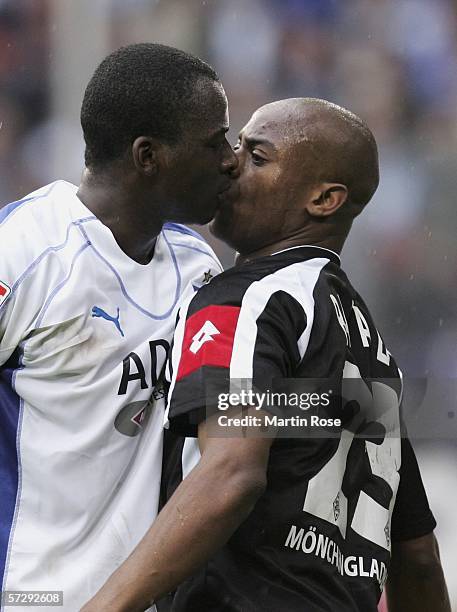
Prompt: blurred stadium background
<box><xmin>1</xmin><ymin>0</ymin><xmax>456</xmax><ymax>605</ymax></box>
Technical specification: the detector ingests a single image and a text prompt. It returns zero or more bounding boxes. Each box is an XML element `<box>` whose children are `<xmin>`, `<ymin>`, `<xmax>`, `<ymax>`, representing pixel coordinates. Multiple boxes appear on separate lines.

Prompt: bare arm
<box><xmin>386</xmin><ymin>532</ymin><xmax>451</xmax><ymax>612</ymax></box>
<box><xmin>80</xmin><ymin>407</ymin><xmax>273</xmax><ymax>612</ymax></box>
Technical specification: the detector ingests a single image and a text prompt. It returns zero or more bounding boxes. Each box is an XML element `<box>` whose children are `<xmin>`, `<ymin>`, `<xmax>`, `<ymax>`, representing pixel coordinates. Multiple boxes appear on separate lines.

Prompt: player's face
<box><xmin>210</xmin><ymin>105</ymin><xmax>315</xmax><ymax>253</ymax></box>
<box><xmin>161</xmin><ymin>82</ymin><xmax>238</xmax><ymax>225</ymax></box>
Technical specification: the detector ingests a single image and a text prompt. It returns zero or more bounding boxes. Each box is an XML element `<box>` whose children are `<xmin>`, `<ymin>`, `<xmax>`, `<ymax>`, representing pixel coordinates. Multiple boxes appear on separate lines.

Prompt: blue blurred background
<box><xmin>0</xmin><ymin>0</ymin><xmax>456</xmax><ymax>603</ymax></box>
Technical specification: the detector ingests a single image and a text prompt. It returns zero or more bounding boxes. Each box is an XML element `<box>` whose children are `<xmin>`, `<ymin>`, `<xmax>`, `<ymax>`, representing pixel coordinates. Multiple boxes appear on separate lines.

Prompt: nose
<box><xmin>221</xmin><ymin>142</ymin><xmax>239</xmax><ymax>178</ymax></box>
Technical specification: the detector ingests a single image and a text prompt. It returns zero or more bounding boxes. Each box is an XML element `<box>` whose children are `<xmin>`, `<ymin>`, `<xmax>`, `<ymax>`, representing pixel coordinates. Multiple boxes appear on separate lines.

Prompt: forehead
<box><xmin>242</xmin><ymin>105</ymin><xmax>328</xmax><ymax>183</ymax></box>
<box><xmin>242</xmin><ymin>104</ymin><xmax>309</xmax><ymax>151</ymax></box>
<box><xmin>190</xmin><ymin>81</ymin><xmax>229</xmax><ymax>137</ymax></box>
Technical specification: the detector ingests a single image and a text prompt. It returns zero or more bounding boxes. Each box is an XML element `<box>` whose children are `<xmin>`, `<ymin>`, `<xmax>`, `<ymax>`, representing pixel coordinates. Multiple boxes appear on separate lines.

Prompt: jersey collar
<box><xmin>270</xmin><ymin>245</ymin><xmax>341</xmax><ymax>265</ymax></box>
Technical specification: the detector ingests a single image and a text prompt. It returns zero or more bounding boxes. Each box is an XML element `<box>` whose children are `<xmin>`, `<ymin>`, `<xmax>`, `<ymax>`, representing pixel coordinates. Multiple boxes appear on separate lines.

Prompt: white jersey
<box><xmin>0</xmin><ymin>181</ymin><xmax>222</xmax><ymax>611</ymax></box>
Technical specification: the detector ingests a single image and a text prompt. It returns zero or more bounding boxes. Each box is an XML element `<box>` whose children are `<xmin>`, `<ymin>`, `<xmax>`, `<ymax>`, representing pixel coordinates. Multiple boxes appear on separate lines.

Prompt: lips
<box><xmin>217</xmin><ymin>181</ymin><xmax>240</xmax><ymax>202</ymax></box>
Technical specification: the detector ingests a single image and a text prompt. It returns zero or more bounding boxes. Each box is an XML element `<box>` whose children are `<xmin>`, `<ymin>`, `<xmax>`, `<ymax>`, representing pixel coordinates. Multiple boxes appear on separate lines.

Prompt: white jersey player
<box><xmin>0</xmin><ymin>181</ymin><xmax>222</xmax><ymax>610</ymax></box>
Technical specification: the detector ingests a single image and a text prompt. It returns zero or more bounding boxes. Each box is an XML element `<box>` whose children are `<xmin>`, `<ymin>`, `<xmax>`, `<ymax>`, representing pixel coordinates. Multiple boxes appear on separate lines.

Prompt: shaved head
<box><xmin>251</xmin><ymin>98</ymin><xmax>379</xmax><ymax>211</ymax></box>
<box><xmin>211</xmin><ymin>97</ymin><xmax>380</xmax><ymax>257</ymax></box>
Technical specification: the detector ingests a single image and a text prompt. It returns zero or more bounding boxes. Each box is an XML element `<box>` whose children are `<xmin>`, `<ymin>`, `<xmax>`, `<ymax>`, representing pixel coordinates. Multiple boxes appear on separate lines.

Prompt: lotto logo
<box><xmin>176</xmin><ymin>305</ymin><xmax>241</xmax><ymax>381</ymax></box>
<box><xmin>190</xmin><ymin>320</ymin><xmax>220</xmax><ymax>354</ymax></box>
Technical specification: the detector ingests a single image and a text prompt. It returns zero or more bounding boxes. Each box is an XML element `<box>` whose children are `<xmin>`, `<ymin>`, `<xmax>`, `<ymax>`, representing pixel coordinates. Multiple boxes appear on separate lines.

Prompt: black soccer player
<box><xmin>81</xmin><ymin>99</ymin><xmax>450</xmax><ymax>612</ymax></box>
<box><xmin>0</xmin><ymin>43</ymin><xmax>238</xmax><ymax>610</ymax></box>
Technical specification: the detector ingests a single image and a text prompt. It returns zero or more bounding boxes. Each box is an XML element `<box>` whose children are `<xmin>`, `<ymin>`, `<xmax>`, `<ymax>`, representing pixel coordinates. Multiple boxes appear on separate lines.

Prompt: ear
<box><xmin>305</xmin><ymin>183</ymin><xmax>348</xmax><ymax>218</ymax></box>
<box><xmin>131</xmin><ymin>136</ymin><xmax>160</xmax><ymax>176</ymax></box>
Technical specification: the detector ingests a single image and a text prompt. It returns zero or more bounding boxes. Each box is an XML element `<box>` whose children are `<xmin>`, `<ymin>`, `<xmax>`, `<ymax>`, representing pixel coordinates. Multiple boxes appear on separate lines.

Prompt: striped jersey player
<box><xmin>76</xmin><ymin>98</ymin><xmax>449</xmax><ymax>612</ymax></box>
<box><xmin>0</xmin><ymin>181</ymin><xmax>222</xmax><ymax>611</ymax></box>
<box><xmin>164</xmin><ymin>244</ymin><xmax>436</xmax><ymax>611</ymax></box>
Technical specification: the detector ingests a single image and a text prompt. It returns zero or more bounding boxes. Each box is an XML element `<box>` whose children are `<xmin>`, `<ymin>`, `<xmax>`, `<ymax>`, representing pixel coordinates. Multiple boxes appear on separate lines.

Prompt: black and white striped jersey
<box><xmin>163</xmin><ymin>245</ymin><xmax>436</xmax><ymax>612</ymax></box>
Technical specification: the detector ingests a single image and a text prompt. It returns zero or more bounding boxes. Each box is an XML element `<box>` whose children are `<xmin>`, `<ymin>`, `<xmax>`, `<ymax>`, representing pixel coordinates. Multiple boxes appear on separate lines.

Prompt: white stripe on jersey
<box><xmin>229</xmin><ymin>258</ymin><xmax>330</xmax><ymax>379</ymax></box>
<box><xmin>182</xmin><ymin>438</ymin><xmax>201</xmax><ymax>479</ymax></box>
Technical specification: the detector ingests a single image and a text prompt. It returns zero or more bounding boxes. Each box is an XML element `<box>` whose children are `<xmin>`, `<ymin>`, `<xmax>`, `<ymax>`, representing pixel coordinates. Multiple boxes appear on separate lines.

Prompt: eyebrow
<box><xmin>239</xmin><ymin>132</ymin><xmax>277</xmax><ymax>152</ymax></box>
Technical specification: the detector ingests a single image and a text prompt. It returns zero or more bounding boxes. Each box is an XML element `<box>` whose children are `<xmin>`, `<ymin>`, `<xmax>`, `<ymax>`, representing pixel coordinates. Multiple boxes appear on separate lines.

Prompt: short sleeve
<box><xmin>0</xmin><ymin>247</ymin><xmax>30</xmax><ymax>366</ymax></box>
<box><xmin>0</xmin><ymin>216</ymin><xmax>63</xmax><ymax>366</ymax></box>
<box><xmin>391</xmin><ymin>437</ymin><xmax>437</xmax><ymax>541</ymax></box>
<box><xmin>165</xmin><ymin>280</ymin><xmax>306</xmax><ymax>437</ymax></box>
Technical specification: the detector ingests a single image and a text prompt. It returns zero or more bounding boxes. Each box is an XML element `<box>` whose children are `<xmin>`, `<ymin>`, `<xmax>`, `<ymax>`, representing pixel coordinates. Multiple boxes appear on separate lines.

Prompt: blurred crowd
<box><xmin>1</xmin><ymin>0</ymin><xmax>456</xmax><ymax>601</ymax></box>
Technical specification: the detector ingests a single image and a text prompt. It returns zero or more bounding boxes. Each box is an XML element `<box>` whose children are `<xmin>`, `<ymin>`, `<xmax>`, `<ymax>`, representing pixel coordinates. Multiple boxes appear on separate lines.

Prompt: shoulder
<box><xmin>187</xmin><ymin>251</ymin><xmax>323</xmax><ymax>318</ymax></box>
<box><xmin>162</xmin><ymin>223</ymin><xmax>222</xmax><ymax>271</ymax></box>
<box><xmin>0</xmin><ymin>181</ymin><xmax>80</xmax><ymax>252</ymax></box>
<box><xmin>1</xmin><ymin>180</ymin><xmax>78</xmax><ymax>226</ymax></box>
<box><xmin>0</xmin><ymin>181</ymin><xmax>84</xmax><ymax>303</ymax></box>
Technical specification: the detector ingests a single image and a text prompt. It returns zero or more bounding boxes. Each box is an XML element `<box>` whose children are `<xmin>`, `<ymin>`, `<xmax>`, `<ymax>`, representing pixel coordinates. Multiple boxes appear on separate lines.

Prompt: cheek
<box><xmin>179</xmin><ymin>151</ymin><xmax>218</xmax><ymax>182</ymax></box>
<box><xmin>241</xmin><ymin>166</ymin><xmax>282</xmax><ymax>200</ymax></box>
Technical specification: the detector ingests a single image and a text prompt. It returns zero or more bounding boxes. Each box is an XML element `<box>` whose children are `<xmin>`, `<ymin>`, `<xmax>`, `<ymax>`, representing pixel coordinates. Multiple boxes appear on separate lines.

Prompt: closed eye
<box><xmin>233</xmin><ymin>138</ymin><xmax>267</xmax><ymax>164</ymax></box>
<box><xmin>251</xmin><ymin>151</ymin><xmax>266</xmax><ymax>165</ymax></box>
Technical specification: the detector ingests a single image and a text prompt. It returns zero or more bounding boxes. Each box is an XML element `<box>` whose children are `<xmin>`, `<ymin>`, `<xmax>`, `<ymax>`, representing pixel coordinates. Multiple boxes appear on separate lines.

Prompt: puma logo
<box><xmin>91</xmin><ymin>306</ymin><xmax>124</xmax><ymax>337</ymax></box>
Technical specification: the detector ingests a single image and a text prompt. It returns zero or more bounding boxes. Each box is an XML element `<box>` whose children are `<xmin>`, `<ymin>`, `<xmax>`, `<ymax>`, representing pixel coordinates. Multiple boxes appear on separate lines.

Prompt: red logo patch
<box><xmin>176</xmin><ymin>305</ymin><xmax>241</xmax><ymax>381</ymax></box>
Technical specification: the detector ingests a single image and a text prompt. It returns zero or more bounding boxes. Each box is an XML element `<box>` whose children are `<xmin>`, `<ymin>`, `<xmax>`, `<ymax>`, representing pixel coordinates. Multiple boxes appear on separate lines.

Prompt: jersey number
<box><xmin>303</xmin><ymin>361</ymin><xmax>401</xmax><ymax>551</ymax></box>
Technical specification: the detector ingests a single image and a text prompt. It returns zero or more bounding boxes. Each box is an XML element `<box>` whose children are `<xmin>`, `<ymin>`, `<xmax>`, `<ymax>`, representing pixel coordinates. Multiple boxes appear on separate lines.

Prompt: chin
<box><xmin>187</xmin><ymin>205</ymin><xmax>217</xmax><ymax>226</ymax></box>
<box><xmin>211</xmin><ymin>220</ymin><xmax>245</xmax><ymax>251</ymax></box>
<box><xmin>210</xmin><ymin>203</ymin><xmax>234</xmax><ymax>233</ymax></box>
<box><xmin>209</xmin><ymin>217</ymin><xmax>230</xmax><ymax>242</ymax></box>
<box><xmin>196</xmin><ymin>212</ymin><xmax>215</xmax><ymax>226</ymax></box>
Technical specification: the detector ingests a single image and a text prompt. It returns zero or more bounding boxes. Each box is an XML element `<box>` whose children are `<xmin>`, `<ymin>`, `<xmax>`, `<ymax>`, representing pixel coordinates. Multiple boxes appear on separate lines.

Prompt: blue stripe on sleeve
<box><xmin>0</xmin><ymin>197</ymin><xmax>35</xmax><ymax>224</ymax></box>
<box><xmin>0</xmin><ymin>348</ymin><xmax>23</xmax><ymax>589</ymax></box>
<box><xmin>0</xmin><ymin>182</ymin><xmax>59</xmax><ymax>227</ymax></box>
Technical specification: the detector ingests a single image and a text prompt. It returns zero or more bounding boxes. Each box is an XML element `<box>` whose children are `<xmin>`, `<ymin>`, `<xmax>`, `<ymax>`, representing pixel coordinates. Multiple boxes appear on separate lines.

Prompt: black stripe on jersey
<box><xmin>159</xmin><ymin>429</ymin><xmax>184</xmax><ymax>510</ymax></box>
<box><xmin>252</xmin><ymin>291</ymin><xmax>307</xmax><ymax>381</ymax></box>
<box><xmin>168</xmin><ymin>366</ymin><xmax>230</xmax><ymax>437</ymax></box>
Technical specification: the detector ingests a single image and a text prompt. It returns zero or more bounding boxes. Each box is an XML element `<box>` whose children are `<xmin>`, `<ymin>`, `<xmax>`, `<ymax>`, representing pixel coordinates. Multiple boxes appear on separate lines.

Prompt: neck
<box><xmin>77</xmin><ymin>168</ymin><xmax>163</xmax><ymax>264</ymax></box>
<box><xmin>235</xmin><ymin>221</ymin><xmax>350</xmax><ymax>266</ymax></box>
